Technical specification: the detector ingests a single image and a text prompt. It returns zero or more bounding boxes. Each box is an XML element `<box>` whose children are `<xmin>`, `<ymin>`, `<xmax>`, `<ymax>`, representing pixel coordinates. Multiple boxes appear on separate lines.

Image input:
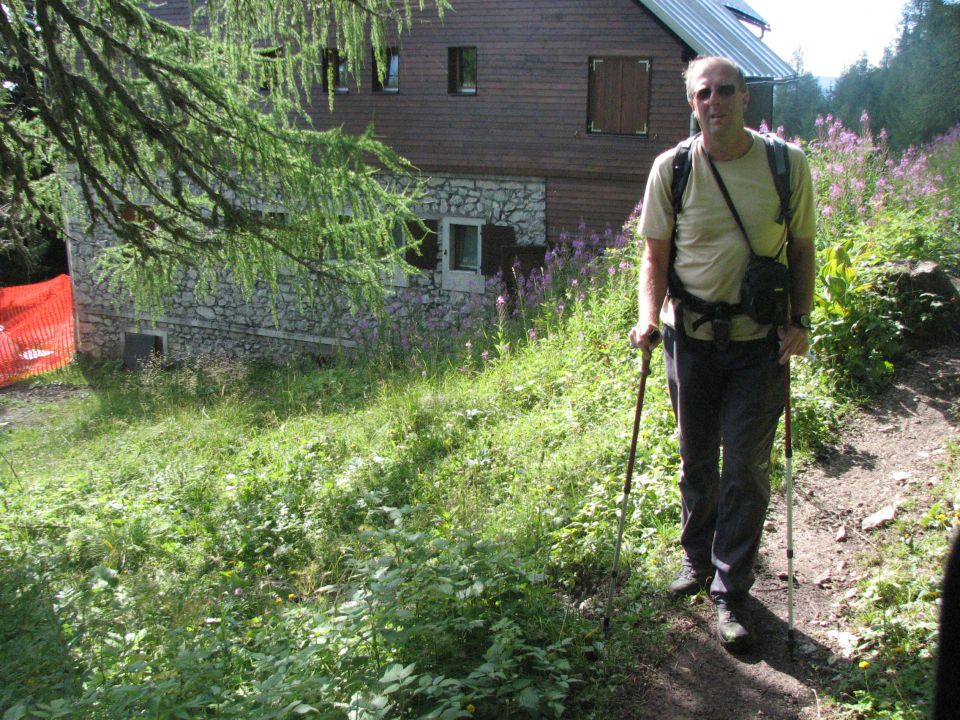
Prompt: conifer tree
<box><xmin>0</xmin><ymin>0</ymin><xmax>448</xmax><ymax>308</ymax></box>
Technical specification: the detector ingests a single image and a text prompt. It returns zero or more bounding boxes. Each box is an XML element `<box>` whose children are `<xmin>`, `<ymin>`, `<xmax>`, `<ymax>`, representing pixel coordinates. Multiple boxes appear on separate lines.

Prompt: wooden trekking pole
<box><xmin>604</xmin><ymin>331</ymin><xmax>659</xmax><ymax>634</ymax></box>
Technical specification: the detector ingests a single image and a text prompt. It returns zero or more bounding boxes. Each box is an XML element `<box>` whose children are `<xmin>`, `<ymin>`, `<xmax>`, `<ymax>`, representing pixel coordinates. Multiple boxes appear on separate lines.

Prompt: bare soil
<box><xmin>615</xmin><ymin>343</ymin><xmax>960</xmax><ymax>720</ymax></box>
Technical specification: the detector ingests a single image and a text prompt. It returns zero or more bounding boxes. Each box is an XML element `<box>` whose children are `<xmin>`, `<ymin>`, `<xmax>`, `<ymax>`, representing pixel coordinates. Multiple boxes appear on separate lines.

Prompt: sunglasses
<box><xmin>694</xmin><ymin>84</ymin><xmax>738</xmax><ymax>102</ymax></box>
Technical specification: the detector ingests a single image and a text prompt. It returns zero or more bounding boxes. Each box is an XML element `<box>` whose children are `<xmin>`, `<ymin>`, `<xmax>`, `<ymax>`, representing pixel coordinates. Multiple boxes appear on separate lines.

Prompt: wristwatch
<box><xmin>791</xmin><ymin>313</ymin><xmax>811</xmax><ymax>330</ymax></box>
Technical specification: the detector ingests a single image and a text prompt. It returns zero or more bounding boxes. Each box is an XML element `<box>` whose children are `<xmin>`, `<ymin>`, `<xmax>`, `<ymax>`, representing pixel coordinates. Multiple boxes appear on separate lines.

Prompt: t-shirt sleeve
<box><xmin>788</xmin><ymin>145</ymin><xmax>817</xmax><ymax>240</ymax></box>
<box><xmin>638</xmin><ymin>150</ymin><xmax>677</xmax><ymax>241</ymax></box>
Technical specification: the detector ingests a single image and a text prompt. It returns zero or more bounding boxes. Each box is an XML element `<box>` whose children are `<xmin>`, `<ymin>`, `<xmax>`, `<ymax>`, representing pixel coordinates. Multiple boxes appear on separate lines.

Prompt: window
<box><xmin>257</xmin><ymin>46</ymin><xmax>284</xmax><ymax>93</ymax></box>
<box><xmin>323</xmin><ymin>49</ymin><xmax>349</xmax><ymax>93</ymax></box>
<box><xmin>442</xmin><ymin>218</ymin><xmax>483</xmax><ymax>292</ymax></box>
<box><xmin>587</xmin><ymin>56</ymin><xmax>651</xmax><ymax>135</ymax></box>
<box><xmin>448</xmin><ymin>47</ymin><xmax>477</xmax><ymax>94</ymax></box>
<box><xmin>451</xmin><ymin>223</ymin><xmax>479</xmax><ymax>271</ymax></box>
<box><xmin>372</xmin><ymin>47</ymin><xmax>399</xmax><ymax>93</ymax></box>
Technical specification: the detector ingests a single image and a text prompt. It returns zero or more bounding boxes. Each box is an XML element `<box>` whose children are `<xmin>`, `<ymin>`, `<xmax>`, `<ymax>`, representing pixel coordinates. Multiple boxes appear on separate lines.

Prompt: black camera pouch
<box><xmin>740</xmin><ymin>255</ymin><xmax>791</xmax><ymax>326</ymax></box>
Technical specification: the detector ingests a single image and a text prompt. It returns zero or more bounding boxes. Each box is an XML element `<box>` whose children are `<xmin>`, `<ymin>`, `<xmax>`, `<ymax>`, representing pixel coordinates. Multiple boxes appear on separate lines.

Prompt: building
<box><xmin>68</xmin><ymin>0</ymin><xmax>794</xmax><ymax>364</ymax></box>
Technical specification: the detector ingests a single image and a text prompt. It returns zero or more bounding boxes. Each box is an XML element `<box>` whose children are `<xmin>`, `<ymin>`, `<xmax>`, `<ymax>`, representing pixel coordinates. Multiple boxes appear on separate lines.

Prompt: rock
<box><xmin>836</xmin><ymin>525</ymin><xmax>848</xmax><ymax>542</ymax></box>
<box><xmin>827</xmin><ymin>630</ymin><xmax>859</xmax><ymax>658</ymax></box>
<box><xmin>862</xmin><ymin>505</ymin><xmax>897</xmax><ymax>531</ymax></box>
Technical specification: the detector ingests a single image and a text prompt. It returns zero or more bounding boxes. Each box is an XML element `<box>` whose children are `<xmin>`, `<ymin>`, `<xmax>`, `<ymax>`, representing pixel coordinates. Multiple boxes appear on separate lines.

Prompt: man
<box><xmin>629</xmin><ymin>56</ymin><xmax>816</xmax><ymax>650</ymax></box>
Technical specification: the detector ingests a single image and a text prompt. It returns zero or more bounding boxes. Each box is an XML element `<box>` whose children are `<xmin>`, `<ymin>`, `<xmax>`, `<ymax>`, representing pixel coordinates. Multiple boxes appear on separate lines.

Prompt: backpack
<box><xmin>666</xmin><ymin>132</ymin><xmax>793</xmax><ymax>345</ymax></box>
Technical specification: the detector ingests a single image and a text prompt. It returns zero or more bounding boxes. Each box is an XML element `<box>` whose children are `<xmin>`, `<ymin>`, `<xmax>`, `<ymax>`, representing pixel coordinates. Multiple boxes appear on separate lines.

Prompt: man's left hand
<box><xmin>778</xmin><ymin>324</ymin><xmax>810</xmax><ymax>365</ymax></box>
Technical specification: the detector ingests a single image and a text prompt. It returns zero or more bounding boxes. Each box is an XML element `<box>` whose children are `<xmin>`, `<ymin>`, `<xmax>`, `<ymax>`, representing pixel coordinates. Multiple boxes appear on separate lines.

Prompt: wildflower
<box><xmin>528</xmin><ymin>329</ymin><xmax>538</xmax><ymax>341</ymax></box>
<box><xmin>496</xmin><ymin>295</ymin><xmax>507</xmax><ymax>309</ymax></box>
<box><xmin>467</xmin><ymin>704</ymin><xmax>476</xmax><ymax>714</ymax></box>
<box><xmin>275</xmin><ymin>597</ymin><xmax>283</xmax><ymax>603</ymax></box>
<box><xmin>288</xmin><ymin>593</ymin><xmax>296</xmax><ymax>600</ymax></box>
<box><xmin>859</xmin><ymin>660</ymin><xmax>870</xmax><ymax>669</ymax></box>
<box><xmin>481</xmin><ymin>350</ymin><xmax>490</xmax><ymax>361</ymax></box>
<box><xmin>234</xmin><ymin>588</ymin><xmax>243</xmax><ymax>596</ymax></box>
<box><xmin>465</xmin><ymin>340</ymin><xmax>472</xmax><ymax>351</ymax></box>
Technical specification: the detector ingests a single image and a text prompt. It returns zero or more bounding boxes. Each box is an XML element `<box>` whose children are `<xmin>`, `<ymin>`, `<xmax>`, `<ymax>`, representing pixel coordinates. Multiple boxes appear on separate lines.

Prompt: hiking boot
<box><xmin>668</xmin><ymin>565</ymin><xmax>711</xmax><ymax>596</ymax></box>
<box><xmin>716</xmin><ymin>603</ymin><xmax>750</xmax><ymax>651</ymax></box>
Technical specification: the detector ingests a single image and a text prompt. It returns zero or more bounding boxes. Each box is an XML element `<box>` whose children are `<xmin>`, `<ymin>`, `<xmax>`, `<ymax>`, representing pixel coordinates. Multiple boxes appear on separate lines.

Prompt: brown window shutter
<box><xmin>406</xmin><ymin>219</ymin><xmax>439</xmax><ymax>270</ymax></box>
<box><xmin>588</xmin><ymin>57</ymin><xmax>622</xmax><ymax>133</ymax></box>
<box><xmin>500</xmin><ymin>245</ymin><xmax>547</xmax><ymax>290</ymax></box>
<box><xmin>620</xmin><ymin>59</ymin><xmax>650</xmax><ymax>135</ymax></box>
<box><xmin>480</xmin><ymin>223</ymin><xmax>516</xmax><ymax>277</ymax></box>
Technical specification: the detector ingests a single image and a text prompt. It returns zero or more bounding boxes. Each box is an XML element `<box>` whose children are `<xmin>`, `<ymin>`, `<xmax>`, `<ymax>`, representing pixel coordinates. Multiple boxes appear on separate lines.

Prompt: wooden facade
<box><xmin>301</xmin><ymin>0</ymin><xmax>694</xmax><ymax>243</ymax></box>
<box><xmin>151</xmin><ymin>0</ymin><xmax>782</xmax><ymax>245</ymax></box>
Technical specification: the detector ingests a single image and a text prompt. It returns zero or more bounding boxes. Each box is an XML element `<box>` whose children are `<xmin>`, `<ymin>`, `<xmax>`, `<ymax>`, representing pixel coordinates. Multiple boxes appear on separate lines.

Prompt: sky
<box><xmin>744</xmin><ymin>0</ymin><xmax>908</xmax><ymax>78</ymax></box>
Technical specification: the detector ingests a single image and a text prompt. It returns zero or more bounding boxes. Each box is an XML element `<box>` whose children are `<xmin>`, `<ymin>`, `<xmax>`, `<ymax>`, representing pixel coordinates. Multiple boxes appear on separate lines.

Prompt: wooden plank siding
<box><xmin>300</xmin><ymin>0</ymin><xmax>695</xmax><ymax>242</ymax></box>
<box><xmin>151</xmin><ymin>0</ymin><xmax>697</xmax><ymax>243</ymax></box>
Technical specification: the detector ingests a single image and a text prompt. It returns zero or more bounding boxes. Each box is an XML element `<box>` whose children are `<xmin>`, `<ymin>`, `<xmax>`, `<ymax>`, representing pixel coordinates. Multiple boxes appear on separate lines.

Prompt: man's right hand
<box><xmin>629</xmin><ymin>322</ymin><xmax>662</xmax><ymax>352</ymax></box>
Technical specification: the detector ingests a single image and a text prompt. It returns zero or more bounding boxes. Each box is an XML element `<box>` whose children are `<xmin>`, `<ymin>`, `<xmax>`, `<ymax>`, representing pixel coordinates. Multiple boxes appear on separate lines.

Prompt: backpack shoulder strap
<box><xmin>670</xmin><ymin>134</ymin><xmax>699</xmax><ymax>220</ymax></box>
<box><xmin>762</xmin><ymin>133</ymin><xmax>792</xmax><ymax>226</ymax></box>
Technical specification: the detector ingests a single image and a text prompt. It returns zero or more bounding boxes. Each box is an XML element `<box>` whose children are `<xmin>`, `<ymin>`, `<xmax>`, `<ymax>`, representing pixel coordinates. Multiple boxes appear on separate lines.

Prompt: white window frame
<box><xmin>442</xmin><ymin>217</ymin><xmax>484</xmax><ymax>293</ymax></box>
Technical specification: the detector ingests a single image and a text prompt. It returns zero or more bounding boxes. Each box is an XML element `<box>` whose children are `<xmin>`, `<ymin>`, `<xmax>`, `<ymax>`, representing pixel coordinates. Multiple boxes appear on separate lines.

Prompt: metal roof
<box><xmin>637</xmin><ymin>0</ymin><xmax>795</xmax><ymax>80</ymax></box>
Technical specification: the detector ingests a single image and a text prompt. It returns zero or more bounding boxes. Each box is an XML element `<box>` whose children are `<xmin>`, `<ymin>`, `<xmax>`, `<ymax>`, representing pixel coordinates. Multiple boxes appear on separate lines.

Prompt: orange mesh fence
<box><xmin>0</xmin><ymin>274</ymin><xmax>77</xmax><ymax>388</ymax></box>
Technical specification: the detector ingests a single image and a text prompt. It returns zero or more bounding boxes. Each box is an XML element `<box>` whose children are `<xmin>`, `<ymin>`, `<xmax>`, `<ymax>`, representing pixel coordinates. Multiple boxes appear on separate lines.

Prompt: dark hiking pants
<box><xmin>663</xmin><ymin>325</ymin><xmax>786</xmax><ymax>605</ymax></box>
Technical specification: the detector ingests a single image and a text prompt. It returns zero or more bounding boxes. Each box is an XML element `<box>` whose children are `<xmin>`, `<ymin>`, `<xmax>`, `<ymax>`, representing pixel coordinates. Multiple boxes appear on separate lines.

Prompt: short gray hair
<box><xmin>683</xmin><ymin>56</ymin><xmax>747</xmax><ymax>101</ymax></box>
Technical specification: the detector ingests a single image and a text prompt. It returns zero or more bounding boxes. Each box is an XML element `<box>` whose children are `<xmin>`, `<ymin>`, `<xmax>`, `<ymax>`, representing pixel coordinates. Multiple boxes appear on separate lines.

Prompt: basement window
<box><xmin>123</xmin><ymin>330</ymin><xmax>165</xmax><ymax>371</ymax></box>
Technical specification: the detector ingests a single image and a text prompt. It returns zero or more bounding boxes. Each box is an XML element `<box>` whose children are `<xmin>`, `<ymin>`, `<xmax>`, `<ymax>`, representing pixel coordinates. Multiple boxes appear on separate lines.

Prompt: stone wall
<box><xmin>67</xmin><ymin>173</ymin><xmax>546</xmax><ymax>363</ymax></box>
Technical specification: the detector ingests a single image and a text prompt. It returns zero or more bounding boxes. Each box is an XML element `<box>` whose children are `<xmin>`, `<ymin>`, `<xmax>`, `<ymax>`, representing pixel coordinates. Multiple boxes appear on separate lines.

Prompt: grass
<box><xmin>0</xmin><ymin>265</ymin><xmax>695</xmax><ymax>719</ymax></box>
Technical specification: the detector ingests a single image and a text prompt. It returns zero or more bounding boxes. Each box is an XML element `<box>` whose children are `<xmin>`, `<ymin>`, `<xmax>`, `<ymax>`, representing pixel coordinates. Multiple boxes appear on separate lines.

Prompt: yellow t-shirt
<box><xmin>639</xmin><ymin>130</ymin><xmax>816</xmax><ymax>341</ymax></box>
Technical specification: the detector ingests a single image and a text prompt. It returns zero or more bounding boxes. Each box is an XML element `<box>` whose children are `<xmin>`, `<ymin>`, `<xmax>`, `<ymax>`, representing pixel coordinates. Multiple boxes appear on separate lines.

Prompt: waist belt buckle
<box><xmin>712</xmin><ymin>316</ymin><xmax>731</xmax><ymax>351</ymax></box>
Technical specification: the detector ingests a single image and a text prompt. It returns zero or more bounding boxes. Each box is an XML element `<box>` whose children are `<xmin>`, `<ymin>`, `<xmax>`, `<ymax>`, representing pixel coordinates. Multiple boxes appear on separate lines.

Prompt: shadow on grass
<box><xmin>0</xmin><ymin>557</ymin><xmax>82</xmax><ymax>710</ymax></box>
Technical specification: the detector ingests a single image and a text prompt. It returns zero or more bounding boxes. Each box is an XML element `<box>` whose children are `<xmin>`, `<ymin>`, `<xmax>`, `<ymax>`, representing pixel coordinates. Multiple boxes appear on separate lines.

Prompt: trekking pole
<box><xmin>603</xmin><ymin>330</ymin><xmax>659</xmax><ymax>635</ymax></box>
<box><xmin>784</xmin><ymin>360</ymin><xmax>796</xmax><ymax>651</ymax></box>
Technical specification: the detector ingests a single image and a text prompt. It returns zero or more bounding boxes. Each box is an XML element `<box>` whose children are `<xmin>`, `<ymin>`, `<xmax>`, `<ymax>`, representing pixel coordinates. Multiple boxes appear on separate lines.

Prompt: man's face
<box><xmin>688</xmin><ymin>62</ymin><xmax>749</xmax><ymax>139</ymax></box>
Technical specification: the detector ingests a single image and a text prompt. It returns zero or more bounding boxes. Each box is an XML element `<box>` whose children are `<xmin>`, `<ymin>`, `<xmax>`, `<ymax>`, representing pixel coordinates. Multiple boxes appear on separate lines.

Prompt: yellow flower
<box><xmin>466</xmin><ymin>704</ymin><xmax>476</xmax><ymax>715</ymax></box>
<box><xmin>937</xmin><ymin>513</ymin><xmax>947</xmax><ymax>521</ymax></box>
<box><xmin>859</xmin><ymin>660</ymin><xmax>870</xmax><ymax>669</ymax></box>
<box><xmin>275</xmin><ymin>597</ymin><xmax>283</xmax><ymax>603</ymax></box>
<box><xmin>288</xmin><ymin>593</ymin><xmax>296</xmax><ymax>600</ymax></box>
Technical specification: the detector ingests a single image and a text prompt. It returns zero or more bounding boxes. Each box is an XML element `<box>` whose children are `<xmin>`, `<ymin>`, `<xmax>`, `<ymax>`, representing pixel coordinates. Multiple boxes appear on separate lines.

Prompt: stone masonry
<box><xmin>67</xmin><ymin>173</ymin><xmax>546</xmax><ymax>363</ymax></box>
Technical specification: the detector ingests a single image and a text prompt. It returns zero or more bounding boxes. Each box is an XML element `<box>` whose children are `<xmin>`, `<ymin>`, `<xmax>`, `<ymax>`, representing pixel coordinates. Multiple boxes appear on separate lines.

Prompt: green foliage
<box><xmin>804</xmin><ymin>117</ymin><xmax>960</xmax><ymax>392</ymax></box>
<box><xmin>1</xmin><ymin>0</ymin><xmax>449</xmax><ymax>312</ymax></box>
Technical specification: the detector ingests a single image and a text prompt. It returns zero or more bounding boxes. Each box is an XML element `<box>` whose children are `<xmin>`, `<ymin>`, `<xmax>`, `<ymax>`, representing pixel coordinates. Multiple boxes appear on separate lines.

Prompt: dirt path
<box><xmin>617</xmin><ymin>343</ymin><xmax>960</xmax><ymax>720</ymax></box>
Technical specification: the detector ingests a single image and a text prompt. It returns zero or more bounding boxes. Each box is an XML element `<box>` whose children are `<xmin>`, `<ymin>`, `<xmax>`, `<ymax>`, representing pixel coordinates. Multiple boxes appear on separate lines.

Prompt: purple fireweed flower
<box><xmin>496</xmin><ymin>295</ymin><xmax>507</xmax><ymax>309</ymax></box>
<box><xmin>528</xmin><ymin>328</ymin><xmax>537</xmax><ymax>340</ymax></box>
<box><xmin>758</xmin><ymin>119</ymin><xmax>770</xmax><ymax>133</ymax></box>
<box><xmin>481</xmin><ymin>350</ymin><xmax>490</xmax><ymax>361</ymax></box>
